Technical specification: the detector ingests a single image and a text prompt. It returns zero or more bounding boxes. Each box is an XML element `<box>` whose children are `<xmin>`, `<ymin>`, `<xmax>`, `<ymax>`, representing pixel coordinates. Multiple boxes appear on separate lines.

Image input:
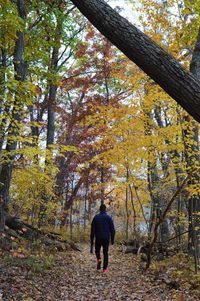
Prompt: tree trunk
<box><xmin>129</xmin><ymin>184</ymin><xmax>136</xmax><ymax>236</ymax></box>
<box><xmin>47</xmin><ymin>104</ymin><xmax>56</xmax><ymax>146</ymax></box>
<box><xmin>183</xmin><ymin>28</ymin><xmax>200</xmax><ymax>268</ymax></box>
<box><xmin>0</xmin><ymin>48</ymin><xmax>7</xmax><ymax>153</ymax></box>
<box><xmin>0</xmin><ymin>0</ymin><xmax>27</xmax><ymax>231</ymax></box>
<box><xmin>100</xmin><ymin>164</ymin><xmax>104</xmax><ymax>205</ymax></box>
<box><xmin>71</xmin><ymin>0</ymin><xmax>200</xmax><ymax>122</ymax></box>
<box><xmin>174</xmin><ymin>168</ymin><xmax>185</xmax><ymax>246</ymax></box>
<box><xmin>83</xmin><ymin>186</ymin><xmax>88</xmax><ymax>232</ymax></box>
<box><xmin>125</xmin><ymin>187</ymin><xmax>129</xmax><ymax>241</ymax></box>
<box><xmin>125</xmin><ymin>168</ymin><xmax>129</xmax><ymax>240</ymax></box>
<box><xmin>60</xmin><ymin>172</ymin><xmax>88</xmax><ymax>227</ymax></box>
<box><xmin>70</xmin><ymin>204</ymin><xmax>73</xmax><ymax>240</ymax></box>
<box><xmin>46</xmin><ymin>12</ymin><xmax>63</xmax><ymax>147</ymax></box>
<box><xmin>146</xmin><ymin>176</ymin><xmax>188</xmax><ymax>269</ymax></box>
<box><xmin>144</xmin><ymin>103</ymin><xmax>168</xmax><ymax>240</ymax></box>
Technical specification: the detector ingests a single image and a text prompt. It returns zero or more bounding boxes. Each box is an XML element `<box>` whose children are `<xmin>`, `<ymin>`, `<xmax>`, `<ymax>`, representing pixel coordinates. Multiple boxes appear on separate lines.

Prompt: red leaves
<box><xmin>75</xmin><ymin>43</ymin><xmax>88</xmax><ymax>58</ymax></box>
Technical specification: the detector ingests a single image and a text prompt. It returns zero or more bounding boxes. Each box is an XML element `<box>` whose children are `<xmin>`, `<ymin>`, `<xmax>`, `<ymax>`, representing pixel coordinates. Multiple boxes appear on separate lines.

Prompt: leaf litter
<box><xmin>0</xmin><ymin>245</ymin><xmax>199</xmax><ymax>300</ymax></box>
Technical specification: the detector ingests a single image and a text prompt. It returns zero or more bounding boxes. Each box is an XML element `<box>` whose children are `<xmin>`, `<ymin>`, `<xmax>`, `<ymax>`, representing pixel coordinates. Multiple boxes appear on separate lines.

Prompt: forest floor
<box><xmin>0</xmin><ymin>244</ymin><xmax>199</xmax><ymax>301</ymax></box>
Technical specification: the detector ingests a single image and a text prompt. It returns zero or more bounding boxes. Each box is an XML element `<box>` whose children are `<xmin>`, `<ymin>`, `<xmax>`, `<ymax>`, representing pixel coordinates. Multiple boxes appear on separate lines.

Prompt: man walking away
<box><xmin>90</xmin><ymin>204</ymin><xmax>115</xmax><ymax>272</ymax></box>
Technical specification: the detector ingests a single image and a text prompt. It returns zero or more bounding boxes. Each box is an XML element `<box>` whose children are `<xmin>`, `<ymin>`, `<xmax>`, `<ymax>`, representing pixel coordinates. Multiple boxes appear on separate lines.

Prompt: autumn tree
<box><xmin>0</xmin><ymin>0</ymin><xmax>27</xmax><ymax>230</ymax></box>
<box><xmin>0</xmin><ymin>0</ymin><xmax>84</xmax><ymax>229</ymax></box>
<box><xmin>55</xmin><ymin>25</ymin><xmax>129</xmax><ymax>227</ymax></box>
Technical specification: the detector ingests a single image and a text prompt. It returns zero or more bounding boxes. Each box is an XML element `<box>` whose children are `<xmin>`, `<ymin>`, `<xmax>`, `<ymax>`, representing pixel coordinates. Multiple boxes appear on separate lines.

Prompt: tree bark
<box><xmin>46</xmin><ymin>11</ymin><xmax>63</xmax><ymax>147</ymax></box>
<box><xmin>100</xmin><ymin>165</ymin><xmax>104</xmax><ymax>204</ymax></box>
<box><xmin>0</xmin><ymin>0</ymin><xmax>27</xmax><ymax>231</ymax></box>
<box><xmin>184</xmin><ymin>28</ymin><xmax>200</xmax><ymax>267</ymax></box>
<box><xmin>0</xmin><ymin>48</ymin><xmax>7</xmax><ymax>153</ymax></box>
<box><xmin>125</xmin><ymin>168</ymin><xmax>129</xmax><ymax>241</ymax></box>
<box><xmin>71</xmin><ymin>0</ymin><xmax>200</xmax><ymax>122</ymax></box>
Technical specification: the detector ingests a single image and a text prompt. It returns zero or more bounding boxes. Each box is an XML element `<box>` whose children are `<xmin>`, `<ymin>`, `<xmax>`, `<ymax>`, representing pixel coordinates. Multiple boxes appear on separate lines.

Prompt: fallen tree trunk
<box><xmin>2</xmin><ymin>214</ymin><xmax>81</xmax><ymax>252</ymax></box>
<box><xmin>122</xmin><ymin>245</ymin><xmax>138</xmax><ymax>254</ymax></box>
<box><xmin>121</xmin><ymin>238</ymin><xmax>184</xmax><ymax>261</ymax></box>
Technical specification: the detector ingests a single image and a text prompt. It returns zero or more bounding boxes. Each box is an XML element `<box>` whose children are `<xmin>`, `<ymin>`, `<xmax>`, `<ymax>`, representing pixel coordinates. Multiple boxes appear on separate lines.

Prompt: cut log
<box><xmin>121</xmin><ymin>239</ymin><xmax>179</xmax><ymax>264</ymax></box>
<box><xmin>123</xmin><ymin>239</ymin><xmax>140</xmax><ymax>248</ymax></box>
<box><xmin>122</xmin><ymin>245</ymin><xmax>138</xmax><ymax>254</ymax></box>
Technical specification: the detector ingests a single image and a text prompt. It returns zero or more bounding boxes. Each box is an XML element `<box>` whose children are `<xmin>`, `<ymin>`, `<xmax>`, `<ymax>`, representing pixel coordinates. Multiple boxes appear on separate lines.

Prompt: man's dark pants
<box><xmin>95</xmin><ymin>238</ymin><xmax>109</xmax><ymax>269</ymax></box>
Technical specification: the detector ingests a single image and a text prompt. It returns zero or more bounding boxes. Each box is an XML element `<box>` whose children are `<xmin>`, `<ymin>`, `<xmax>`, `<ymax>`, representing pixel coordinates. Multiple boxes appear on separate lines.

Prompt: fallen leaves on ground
<box><xmin>0</xmin><ymin>245</ymin><xmax>199</xmax><ymax>300</ymax></box>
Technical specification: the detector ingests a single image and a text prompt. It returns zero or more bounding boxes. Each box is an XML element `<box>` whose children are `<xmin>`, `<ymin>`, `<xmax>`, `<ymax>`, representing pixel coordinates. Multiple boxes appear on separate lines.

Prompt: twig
<box><xmin>156</xmin><ymin>230</ymin><xmax>188</xmax><ymax>244</ymax></box>
<box><xmin>104</xmin><ymin>188</ymin><xmax>115</xmax><ymax>198</ymax></box>
<box><xmin>130</xmin><ymin>183</ymin><xmax>149</xmax><ymax>232</ymax></box>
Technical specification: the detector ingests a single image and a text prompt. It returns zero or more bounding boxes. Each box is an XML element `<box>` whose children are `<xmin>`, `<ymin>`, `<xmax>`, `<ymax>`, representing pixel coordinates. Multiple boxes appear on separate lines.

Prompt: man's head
<box><xmin>100</xmin><ymin>204</ymin><xmax>106</xmax><ymax>212</ymax></box>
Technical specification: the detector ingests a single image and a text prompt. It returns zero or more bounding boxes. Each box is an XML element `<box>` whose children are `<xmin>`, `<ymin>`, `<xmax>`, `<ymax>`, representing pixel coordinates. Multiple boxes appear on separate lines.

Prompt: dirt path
<box><xmin>0</xmin><ymin>245</ymin><xmax>199</xmax><ymax>300</ymax></box>
<box><xmin>62</xmin><ymin>245</ymin><xmax>198</xmax><ymax>301</ymax></box>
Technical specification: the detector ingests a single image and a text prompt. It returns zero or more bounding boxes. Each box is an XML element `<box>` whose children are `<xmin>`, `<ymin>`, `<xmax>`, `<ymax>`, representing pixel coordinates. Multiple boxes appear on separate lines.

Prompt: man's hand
<box><xmin>90</xmin><ymin>243</ymin><xmax>94</xmax><ymax>254</ymax></box>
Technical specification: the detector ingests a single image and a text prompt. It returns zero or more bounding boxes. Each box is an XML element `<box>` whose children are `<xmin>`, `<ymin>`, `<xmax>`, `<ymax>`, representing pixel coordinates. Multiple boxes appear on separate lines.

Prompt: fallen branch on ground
<box><xmin>0</xmin><ymin>214</ymin><xmax>81</xmax><ymax>252</ymax></box>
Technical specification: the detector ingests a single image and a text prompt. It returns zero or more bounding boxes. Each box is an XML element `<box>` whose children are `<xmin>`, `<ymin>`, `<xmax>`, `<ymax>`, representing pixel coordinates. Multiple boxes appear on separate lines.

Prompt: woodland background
<box><xmin>0</xmin><ymin>0</ymin><xmax>200</xmax><ymax>294</ymax></box>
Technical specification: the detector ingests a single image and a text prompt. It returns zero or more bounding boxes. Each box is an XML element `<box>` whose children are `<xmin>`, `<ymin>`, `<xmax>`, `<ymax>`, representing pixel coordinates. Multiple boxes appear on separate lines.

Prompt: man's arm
<box><xmin>109</xmin><ymin>217</ymin><xmax>115</xmax><ymax>245</ymax></box>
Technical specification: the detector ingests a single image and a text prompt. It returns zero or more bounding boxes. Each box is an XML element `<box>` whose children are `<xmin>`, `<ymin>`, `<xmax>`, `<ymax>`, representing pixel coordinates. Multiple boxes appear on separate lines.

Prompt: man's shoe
<box><xmin>103</xmin><ymin>269</ymin><xmax>108</xmax><ymax>273</ymax></box>
<box><xmin>97</xmin><ymin>259</ymin><xmax>101</xmax><ymax>270</ymax></box>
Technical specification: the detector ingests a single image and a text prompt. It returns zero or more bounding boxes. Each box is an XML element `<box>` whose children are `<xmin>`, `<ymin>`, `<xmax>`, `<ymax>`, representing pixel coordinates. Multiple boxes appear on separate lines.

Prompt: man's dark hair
<box><xmin>100</xmin><ymin>204</ymin><xmax>106</xmax><ymax>212</ymax></box>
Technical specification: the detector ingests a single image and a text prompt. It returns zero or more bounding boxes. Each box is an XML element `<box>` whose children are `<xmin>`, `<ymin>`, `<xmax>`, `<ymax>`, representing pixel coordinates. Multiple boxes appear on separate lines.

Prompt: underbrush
<box><xmin>0</xmin><ymin>233</ymin><xmax>57</xmax><ymax>277</ymax></box>
<box><xmin>58</xmin><ymin>225</ymin><xmax>90</xmax><ymax>243</ymax></box>
<box><xmin>2</xmin><ymin>252</ymin><xmax>55</xmax><ymax>275</ymax></box>
<box><xmin>151</xmin><ymin>252</ymin><xmax>200</xmax><ymax>295</ymax></box>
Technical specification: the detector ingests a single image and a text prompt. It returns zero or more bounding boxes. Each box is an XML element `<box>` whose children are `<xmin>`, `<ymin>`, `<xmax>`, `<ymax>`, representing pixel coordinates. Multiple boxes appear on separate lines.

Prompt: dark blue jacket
<box><xmin>90</xmin><ymin>211</ymin><xmax>115</xmax><ymax>244</ymax></box>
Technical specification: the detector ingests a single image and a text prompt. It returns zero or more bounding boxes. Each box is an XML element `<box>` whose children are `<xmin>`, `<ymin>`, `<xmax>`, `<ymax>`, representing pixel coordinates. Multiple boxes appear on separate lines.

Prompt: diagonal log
<box><xmin>71</xmin><ymin>0</ymin><xmax>200</xmax><ymax>122</ymax></box>
<box><xmin>2</xmin><ymin>214</ymin><xmax>81</xmax><ymax>251</ymax></box>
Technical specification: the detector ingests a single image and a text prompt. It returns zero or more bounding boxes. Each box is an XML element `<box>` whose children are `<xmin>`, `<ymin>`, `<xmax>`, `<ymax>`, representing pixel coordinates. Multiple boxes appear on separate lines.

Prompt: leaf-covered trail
<box><xmin>62</xmin><ymin>246</ymin><xmax>197</xmax><ymax>301</ymax></box>
<box><xmin>0</xmin><ymin>245</ymin><xmax>199</xmax><ymax>301</ymax></box>
<box><xmin>65</xmin><ymin>246</ymin><xmax>161</xmax><ymax>301</ymax></box>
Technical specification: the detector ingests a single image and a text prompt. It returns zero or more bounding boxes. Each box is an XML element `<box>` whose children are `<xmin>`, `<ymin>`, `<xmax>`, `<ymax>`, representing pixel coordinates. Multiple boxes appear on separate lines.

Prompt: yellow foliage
<box><xmin>10</xmin><ymin>164</ymin><xmax>59</xmax><ymax>224</ymax></box>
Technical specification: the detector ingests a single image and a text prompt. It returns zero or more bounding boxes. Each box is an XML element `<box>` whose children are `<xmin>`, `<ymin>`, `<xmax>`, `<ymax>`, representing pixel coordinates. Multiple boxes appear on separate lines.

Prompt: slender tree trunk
<box><xmin>182</xmin><ymin>29</ymin><xmax>200</xmax><ymax>269</ymax></box>
<box><xmin>37</xmin><ymin>13</ymin><xmax>64</xmax><ymax>226</ymax></box>
<box><xmin>100</xmin><ymin>165</ymin><xmax>104</xmax><ymax>205</ymax></box>
<box><xmin>29</xmin><ymin>106</ymin><xmax>41</xmax><ymax>167</ymax></box>
<box><xmin>175</xmin><ymin>172</ymin><xmax>184</xmax><ymax>245</ymax></box>
<box><xmin>46</xmin><ymin>13</ymin><xmax>63</xmax><ymax>148</ymax></box>
<box><xmin>0</xmin><ymin>0</ymin><xmax>27</xmax><ymax>231</ymax></box>
<box><xmin>83</xmin><ymin>197</ymin><xmax>87</xmax><ymax>232</ymax></box>
<box><xmin>146</xmin><ymin>176</ymin><xmax>188</xmax><ymax>268</ymax></box>
<box><xmin>144</xmin><ymin>96</ymin><xmax>170</xmax><ymax>241</ymax></box>
<box><xmin>129</xmin><ymin>184</ymin><xmax>136</xmax><ymax>236</ymax></box>
<box><xmin>88</xmin><ymin>188</ymin><xmax>92</xmax><ymax>223</ymax></box>
<box><xmin>147</xmin><ymin>156</ymin><xmax>170</xmax><ymax>241</ymax></box>
<box><xmin>0</xmin><ymin>48</ymin><xmax>7</xmax><ymax>153</ymax></box>
<box><xmin>47</xmin><ymin>104</ymin><xmax>55</xmax><ymax>146</ymax></box>
<box><xmin>125</xmin><ymin>168</ymin><xmax>130</xmax><ymax>240</ymax></box>
<box><xmin>70</xmin><ymin>204</ymin><xmax>73</xmax><ymax>240</ymax></box>
<box><xmin>83</xmin><ymin>185</ymin><xmax>88</xmax><ymax>232</ymax></box>
<box><xmin>60</xmin><ymin>171</ymin><xmax>89</xmax><ymax>227</ymax></box>
<box><xmin>72</xmin><ymin>0</ymin><xmax>200</xmax><ymax>122</ymax></box>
